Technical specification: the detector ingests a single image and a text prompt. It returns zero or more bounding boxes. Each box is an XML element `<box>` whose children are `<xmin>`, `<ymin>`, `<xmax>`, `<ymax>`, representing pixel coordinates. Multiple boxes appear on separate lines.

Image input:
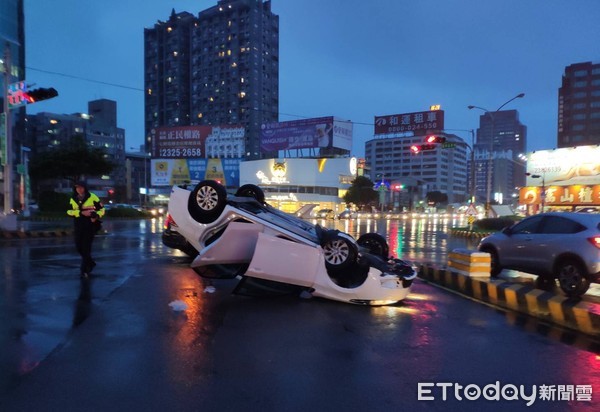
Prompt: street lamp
<box><xmin>526</xmin><ymin>172</ymin><xmax>546</xmax><ymax>213</ymax></box>
<box><xmin>468</xmin><ymin>93</ymin><xmax>525</xmax><ymax>217</ymax></box>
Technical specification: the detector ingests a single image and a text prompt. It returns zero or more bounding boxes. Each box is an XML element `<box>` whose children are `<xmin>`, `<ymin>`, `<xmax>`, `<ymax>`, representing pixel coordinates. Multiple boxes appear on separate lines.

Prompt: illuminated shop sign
<box><xmin>256</xmin><ymin>160</ymin><xmax>289</xmax><ymax>185</ymax></box>
<box><xmin>374</xmin><ymin>110</ymin><xmax>444</xmax><ymax>135</ymax></box>
<box><xmin>519</xmin><ymin>185</ymin><xmax>600</xmax><ymax>206</ymax></box>
<box><xmin>527</xmin><ymin>146</ymin><xmax>600</xmax><ymax>186</ymax></box>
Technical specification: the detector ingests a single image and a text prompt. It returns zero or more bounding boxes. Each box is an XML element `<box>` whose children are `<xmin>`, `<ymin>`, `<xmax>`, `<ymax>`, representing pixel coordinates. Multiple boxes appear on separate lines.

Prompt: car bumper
<box><xmin>162</xmin><ymin>229</ymin><xmax>189</xmax><ymax>250</ymax></box>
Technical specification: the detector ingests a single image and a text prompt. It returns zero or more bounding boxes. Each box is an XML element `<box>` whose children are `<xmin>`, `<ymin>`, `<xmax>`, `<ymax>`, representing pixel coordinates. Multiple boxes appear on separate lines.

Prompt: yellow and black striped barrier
<box><xmin>418</xmin><ymin>264</ymin><xmax>600</xmax><ymax>339</ymax></box>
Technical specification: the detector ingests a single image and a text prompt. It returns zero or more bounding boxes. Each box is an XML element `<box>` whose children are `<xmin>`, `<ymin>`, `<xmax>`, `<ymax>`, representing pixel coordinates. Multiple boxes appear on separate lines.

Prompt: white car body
<box><xmin>167</xmin><ymin>181</ymin><xmax>417</xmax><ymax>305</ymax></box>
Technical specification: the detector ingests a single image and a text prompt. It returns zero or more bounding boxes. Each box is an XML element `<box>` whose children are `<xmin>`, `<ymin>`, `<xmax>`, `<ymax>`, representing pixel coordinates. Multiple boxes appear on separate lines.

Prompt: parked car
<box><xmin>164</xmin><ymin>180</ymin><xmax>417</xmax><ymax>305</ymax></box>
<box><xmin>338</xmin><ymin>209</ymin><xmax>357</xmax><ymax>219</ymax></box>
<box><xmin>315</xmin><ymin>209</ymin><xmax>335</xmax><ymax>219</ymax></box>
<box><xmin>478</xmin><ymin>212</ymin><xmax>600</xmax><ymax>297</ymax></box>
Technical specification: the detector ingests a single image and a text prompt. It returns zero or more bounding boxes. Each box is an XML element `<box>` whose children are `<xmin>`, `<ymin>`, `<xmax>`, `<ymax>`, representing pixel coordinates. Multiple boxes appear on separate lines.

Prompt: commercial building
<box><xmin>144</xmin><ymin>0</ymin><xmax>279</xmax><ymax>161</ymax></box>
<box><xmin>558</xmin><ymin>61</ymin><xmax>600</xmax><ymax>148</ymax></box>
<box><xmin>1</xmin><ymin>0</ymin><xmax>25</xmax><ymax>213</ymax></box>
<box><xmin>472</xmin><ymin>109</ymin><xmax>527</xmax><ymax>205</ymax></box>
<box><xmin>520</xmin><ymin>145</ymin><xmax>600</xmax><ymax>213</ymax></box>
<box><xmin>365</xmin><ymin>133</ymin><xmax>470</xmax><ymax>208</ymax></box>
<box><xmin>25</xmin><ymin>99</ymin><xmax>126</xmax><ymax>199</ymax></box>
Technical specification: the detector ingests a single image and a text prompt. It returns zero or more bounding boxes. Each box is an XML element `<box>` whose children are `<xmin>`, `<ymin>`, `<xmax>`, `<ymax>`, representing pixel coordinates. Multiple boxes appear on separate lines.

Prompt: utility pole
<box><xmin>3</xmin><ymin>42</ymin><xmax>14</xmax><ymax>215</ymax></box>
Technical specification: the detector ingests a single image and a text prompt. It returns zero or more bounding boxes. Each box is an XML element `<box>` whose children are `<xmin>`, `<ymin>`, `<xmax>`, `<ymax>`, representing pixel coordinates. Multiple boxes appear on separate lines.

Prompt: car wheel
<box><xmin>357</xmin><ymin>233</ymin><xmax>389</xmax><ymax>259</ymax></box>
<box><xmin>556</xmin><ymin>259</ymin><xmax>590</xmax><ymax>298</ymax></box>
<box><xmin>480</xmin><ymin>246</ymin><xmax>502</xmax><ymax>278</ymax></box>
<box><xmin>235</xmin><ymin>184</ymin><xmax>265</xmax><ymax>203</ymax></box>
<box><xmin>322</xmin><ymin>233</ymin><xmax>358</xmax><ymax>271</ymax></box>
<box><xmin>188</xmin><ymin>180</ymin><xmax>227</xmax><ymax>223</ymax></box>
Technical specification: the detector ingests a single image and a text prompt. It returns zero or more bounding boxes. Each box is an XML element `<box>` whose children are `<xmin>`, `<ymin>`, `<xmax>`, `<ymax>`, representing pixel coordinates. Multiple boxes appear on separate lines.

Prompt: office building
<box><xmin>25</xmin><ymin>99</ymin><xmax>126</xmax><ymax>198</ymax></box>
<box><xmin>558</xmin><ymin>61</ymin><xmax>600</xmax><ymax>148</ymax></box>
<box><xmin>365</xmin><ymin>133</ymin><xmax>470</xmax><ymax>208</ymax></box>
<box><xmin>144</xmin><ymin>0</ymin><xmax>279</xmax><ymax>161</ymax></box>
<box><xmin>473</xmin><ymin>109</ymin><xmax>527</xmax><ymax>205</ymax></box>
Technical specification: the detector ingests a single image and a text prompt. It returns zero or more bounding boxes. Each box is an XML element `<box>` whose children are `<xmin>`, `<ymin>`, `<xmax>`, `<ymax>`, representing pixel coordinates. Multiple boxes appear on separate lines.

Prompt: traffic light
<box><xmin>23</xmin><ymin>87</ymin><xmax>58</xmax><ymax>104</ymax></box>
<box><xmin>410</xmin><ymin>144</ymin><xmax>437</xmax><ymax>154</ymax></box>
<box><xmin>425</xmin><ymin>135</ymin><xmax>446</xmax><ymax>144</ymax></box>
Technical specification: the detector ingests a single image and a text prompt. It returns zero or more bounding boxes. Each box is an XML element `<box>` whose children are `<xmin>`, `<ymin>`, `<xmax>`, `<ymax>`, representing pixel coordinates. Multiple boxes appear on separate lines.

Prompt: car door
<box><xmin>531</xmin><ymin>215</ymin><xmax>587</xmax><ymax>273</ymax></box>
<box><xmin>500</xmin><ymin>215</ymin><xmax>544</xmax><ymax>270</ymax></box>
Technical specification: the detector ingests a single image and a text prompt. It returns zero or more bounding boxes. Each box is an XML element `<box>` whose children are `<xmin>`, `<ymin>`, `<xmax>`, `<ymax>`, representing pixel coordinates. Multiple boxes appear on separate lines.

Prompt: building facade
<box><xmin>25</xmin><ymin>99</ymin><xmax>126</xmax><ymax>199</ymax></box>
<box><xmin>364</xmin><ymin>133</ymin><xmax>470</xmax><ymax>207</ymax></box>
<box><xmin>1</xmin><ymin>0</ymin><xmax>26</xmax><ymax>212</ymax></box>
<box><xmin>473</xmin><ymin>109</ymin><xmax>527</xmax><ymax>205</ymax></box>
<box><xmin>558</xmin><ymin>61</ymin><xmax>600</xmax><ymax>148</ymax></box>
<box><xmin>144</xmin><ymin>0</ymin><xmax>279</xmax><ymax>161</ymax></box>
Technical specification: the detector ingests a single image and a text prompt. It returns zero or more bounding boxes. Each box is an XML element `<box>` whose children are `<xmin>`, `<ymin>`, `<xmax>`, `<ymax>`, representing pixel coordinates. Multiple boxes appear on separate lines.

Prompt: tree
<box><xmin>343</xmin><ymin>176</ymin><xmax>377</xmax><ymax>209</ymax></box>
<box><xmin>426</xmin><ymin>191</ymin><xmax>448</xmax><ymax>206</ymax></box>
<box><xmin>29</xmin><ymin>135</ymin><xmax>114</xmax><ymax>185</ymax></box>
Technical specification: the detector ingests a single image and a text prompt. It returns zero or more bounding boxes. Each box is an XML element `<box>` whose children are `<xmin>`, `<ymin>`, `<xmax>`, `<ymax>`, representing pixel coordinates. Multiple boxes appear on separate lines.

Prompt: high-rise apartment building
<box><xmin>144</xmin><ymin>0</ymin><xmax>279</xmax><ymax>161</ymax></box>
<box><xmin>473</xmin><ymin>109</ymin><xmax>527</xmax><ymax>205</ymax></box>
<box><xmin>558</xmin><ymin>61</ymin><xmax>600</xmax><ymax>148</ymax></box>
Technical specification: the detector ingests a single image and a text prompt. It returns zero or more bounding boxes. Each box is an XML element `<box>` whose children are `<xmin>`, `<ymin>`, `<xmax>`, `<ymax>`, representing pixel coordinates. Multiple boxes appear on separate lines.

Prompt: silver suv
<box><xmin>478</xmin><ymin>212</ymin><xmax>600</xmax><ymax>297</ymax></box>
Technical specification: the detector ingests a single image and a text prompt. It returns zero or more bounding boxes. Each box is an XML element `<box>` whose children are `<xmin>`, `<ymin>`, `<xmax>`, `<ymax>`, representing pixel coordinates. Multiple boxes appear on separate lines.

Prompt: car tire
<box><xmin>235</xmin><ymin>184</ymin><xmax>265</xmax><ymax>204</ymax></box>
<box><xmin>357</xmin><ymin>233</ymin><xmax>389</xmax><ymax>259</ymax></box>
<box><xmin>556</xmin><ymin>259</ymin><xmax>590</xmax><ymax>298</ymax></box>
<box><xmin>322</xmin><ymin>232</ymin><xmax>358</xmax><ymax>271</ymax></box>
<box><xmin>480</xmin><ymin>246</ymin><xmax>502</xmax><ymax>278</ymax></box>
<box><xmin>188</xmin><ymin>180</ymin><xmax>227</xmax><ymax>223</ymax></box>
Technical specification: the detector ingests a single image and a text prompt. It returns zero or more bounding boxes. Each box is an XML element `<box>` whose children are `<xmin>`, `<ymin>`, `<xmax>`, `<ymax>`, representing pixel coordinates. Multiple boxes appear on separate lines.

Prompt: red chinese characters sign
<box><xmin>374</xmin><ymin>110</ymin><xmax>444</xmax><ymax>135</ymax></box>
<box><xmin>519</xmin><ymin>185</ymin><xmax>600</xmax><ymax>206</ymax></box>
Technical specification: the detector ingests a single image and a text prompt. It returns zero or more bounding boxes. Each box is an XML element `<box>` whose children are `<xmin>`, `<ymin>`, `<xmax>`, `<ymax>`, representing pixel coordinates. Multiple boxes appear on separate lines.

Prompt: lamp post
<box><xmin>527</xmin><ymin>172</ymin><xmax>546</xmax><ymax>213</ymax></box>
<box><xmin>468</xmin><ymin>93</ymin><xmax>525</xmax><ymax>217</ymax></box>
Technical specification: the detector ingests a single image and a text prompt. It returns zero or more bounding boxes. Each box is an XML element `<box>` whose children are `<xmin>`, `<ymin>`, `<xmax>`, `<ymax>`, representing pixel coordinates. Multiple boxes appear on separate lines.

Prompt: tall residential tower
<box><xmin>144</xmin><ymin>0</ymin><xmax>279</xmax><ymax>160</ymax></box>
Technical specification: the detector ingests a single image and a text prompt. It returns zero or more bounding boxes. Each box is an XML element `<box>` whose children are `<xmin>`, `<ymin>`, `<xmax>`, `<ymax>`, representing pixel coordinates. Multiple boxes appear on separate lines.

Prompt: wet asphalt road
<box><xmin>0</xmin><ymin>218</ymin><xmax>599</xmax><ymax>411</ymax></box>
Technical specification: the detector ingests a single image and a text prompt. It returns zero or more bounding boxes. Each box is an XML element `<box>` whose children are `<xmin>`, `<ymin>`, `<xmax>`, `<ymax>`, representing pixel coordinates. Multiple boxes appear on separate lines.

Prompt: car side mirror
<box><xmin>501</xmin><ymin>226</ymin><xmax>512</xmax><ymax>235</ymax></box>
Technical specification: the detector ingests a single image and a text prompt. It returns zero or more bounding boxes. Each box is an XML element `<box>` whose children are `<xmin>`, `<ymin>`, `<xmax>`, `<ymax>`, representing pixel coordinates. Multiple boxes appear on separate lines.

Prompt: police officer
<box><xmin>67</xmin><ymin>181</ymin><xmax>105</xmax><ymax>277</ymax></box>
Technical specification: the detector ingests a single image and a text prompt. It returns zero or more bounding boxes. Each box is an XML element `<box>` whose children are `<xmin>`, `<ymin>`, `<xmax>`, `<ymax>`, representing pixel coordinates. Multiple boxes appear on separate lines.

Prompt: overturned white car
<box><xmin>165</xmin><ymin>180</ymin><xmax>417</xmax><ymax>306</ymax></box>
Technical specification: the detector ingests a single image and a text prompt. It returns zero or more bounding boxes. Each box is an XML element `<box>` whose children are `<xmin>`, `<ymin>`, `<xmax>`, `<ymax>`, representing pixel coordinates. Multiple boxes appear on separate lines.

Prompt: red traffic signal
<box><xmin>410</xmin><ymin>144</ymin><xmax>437</xmax><ymax>153</ymax></box>
<box><xmin>24</xmin><ymin>87</ymin><xmax>58</xmax><ymax>103</ymax></box>
<box><xmin>425</xmin><ymin>135</ymin><xmax>446</xmax><ymax>144</ymax></box>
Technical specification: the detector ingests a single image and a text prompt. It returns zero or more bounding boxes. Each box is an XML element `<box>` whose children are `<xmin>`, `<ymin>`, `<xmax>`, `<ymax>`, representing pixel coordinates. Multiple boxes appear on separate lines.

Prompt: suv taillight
<box><xmin>588</xmin><ymin>236</ymin><xmax>600</xmax><ymax>249</ymax></box>
<box><xmin>164</xmin><ymin>214</ymin><xmax>177</xmax><ymax>230</ymax></box>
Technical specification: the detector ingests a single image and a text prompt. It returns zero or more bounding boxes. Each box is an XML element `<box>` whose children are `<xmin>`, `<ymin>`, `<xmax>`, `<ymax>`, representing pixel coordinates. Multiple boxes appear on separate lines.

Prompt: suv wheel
<box><xmin>188</xmin><ymin>180</ymin><xmax>227</xmax><ymax>223</ymax></box>
<box><xmin>322</xmin><ymin>233</ymin><xmax>358</xmax><ymax>271</ymax></box>
<box><xmin>357</xmin><ymin>233</ymin><xmax>389</xmax><ymax>259</ymax></box>
<box><xmin>556</xmin><ymin>259</ymin><xmax>590</xmax><ymax>298</ymax></box>
<box><xmin>235</xmin><ymin>184</ymin><xmax>265</xmax><ymax>204</ymax></box>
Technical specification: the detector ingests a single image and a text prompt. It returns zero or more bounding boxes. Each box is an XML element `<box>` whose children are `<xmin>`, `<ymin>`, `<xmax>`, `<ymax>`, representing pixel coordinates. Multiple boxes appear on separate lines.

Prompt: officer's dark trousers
<box><xmin>74</xmin><ymin>222</ymin><xmax>95</xmax><ymax>274</ymax></box>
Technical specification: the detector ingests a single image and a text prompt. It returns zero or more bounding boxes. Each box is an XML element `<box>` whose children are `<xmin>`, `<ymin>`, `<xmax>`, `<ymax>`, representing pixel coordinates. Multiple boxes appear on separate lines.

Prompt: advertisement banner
<box><xmin>520</xmin><ymin>185</ymin><xmax>600</xmax><ymax>206</ymax></box>
<box><xmin>150</xmin><ymin>125</ymin><xmax>245</xmax><ymax>159</ymax></box>
<box><xmin>527</xmin><ymin>146</ymin><xmax>600</xmax><ymax>186</ymax></box>
<box><xmin>151</xmin><ymin>158</ymin><xmax>241</xmax><ymax>187</ymax></box>
<box><xmin>374</xmin><ymin>110</ymin><xmax>444</xmax><ymax>135</ymax></box>
<box><xmin>260</xmin><ymin>116</ymin><xmax>337</xmax><ymax>151</ymax></box>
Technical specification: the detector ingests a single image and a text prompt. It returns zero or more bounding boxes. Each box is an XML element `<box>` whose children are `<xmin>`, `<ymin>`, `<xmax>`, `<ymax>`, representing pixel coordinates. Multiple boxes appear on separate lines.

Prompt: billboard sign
<box><xmin>151</xmin><ymin>158</ymin><xmax>241</xmax><ymax>187</ymax></box>
<box><xmin>150</xmin><ymin>125</ymin><xmax>245</xmax><ymax>158</ymax></box>
<box><xmin>260</xmin><ymin>117</ymin><xmax>353</xmax><ymax>152</ymax></box>
<box><xmin>374</xmin><ymin>110</ymin><xmax>444</xmax><ymax>135</ymax></box>
<box><xmin>527</xmin><ymin>146</ymin><xmax>600</xmax><ymax>186</ymax></box>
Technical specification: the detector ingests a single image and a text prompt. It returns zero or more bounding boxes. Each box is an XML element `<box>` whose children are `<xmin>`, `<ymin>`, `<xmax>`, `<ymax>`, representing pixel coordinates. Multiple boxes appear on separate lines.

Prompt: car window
<box><xmin>538</xmin><ymin>216</ymin><xmax>585</xmax><ymax>234</ymax></box>
<box><xmin>510</xmin><ymin>215</ymin><xmax>544</xmax><ymax>235</ymax></box>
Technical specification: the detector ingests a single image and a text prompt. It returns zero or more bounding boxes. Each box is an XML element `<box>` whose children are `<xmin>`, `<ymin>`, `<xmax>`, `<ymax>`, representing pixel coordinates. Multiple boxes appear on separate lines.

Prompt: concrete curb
<box><xmin>418</xmin><ymin>265</ymin><xmax>600</xmax><ymax>339</ymax></box>
<box><xmin>449</xmin><ymin>228</ymin><xmax>494</xmax><ymax>238</ymax></box>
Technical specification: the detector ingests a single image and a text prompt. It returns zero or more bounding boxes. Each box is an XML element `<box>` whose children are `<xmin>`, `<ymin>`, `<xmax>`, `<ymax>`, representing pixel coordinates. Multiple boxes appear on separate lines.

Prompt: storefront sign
<box><xmin>374</xmin><ymin>110</ymin><xmax>444</xmax><ymax>135</ymax></box>
<box><xmin>519</xmin><ymin>185</ymin><xmax>600</xmax><ymax>206</ymax></box>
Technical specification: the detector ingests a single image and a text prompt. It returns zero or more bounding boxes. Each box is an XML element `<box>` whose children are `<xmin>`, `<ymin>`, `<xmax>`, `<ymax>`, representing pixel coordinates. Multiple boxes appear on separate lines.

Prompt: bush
<box><xmin>39</xmin><ymin>191</ymin><xmax>71</xmax><ymax>213</ymax></box>
<box><xmin>474</xmin><ymin>216</ymin><xmax>520</xmax><ymax>231</ymax></box>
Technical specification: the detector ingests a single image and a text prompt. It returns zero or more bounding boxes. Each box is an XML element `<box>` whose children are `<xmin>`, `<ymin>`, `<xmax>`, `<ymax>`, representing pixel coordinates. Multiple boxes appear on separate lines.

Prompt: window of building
<box><xmin>573</xmin><ymin>70</ymin><xmax>588</xmax><ymax>77</ymax></box>
<box><xmin>573</xmin><ymin>80</ymin><xmax>587</xmax><ymax>88</ymax></box>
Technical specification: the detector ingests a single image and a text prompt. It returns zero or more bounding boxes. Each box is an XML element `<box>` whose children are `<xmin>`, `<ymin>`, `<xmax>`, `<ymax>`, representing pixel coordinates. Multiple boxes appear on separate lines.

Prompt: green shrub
<box><xmin>39</xmin><ymin>191</ymin><xmax>71</xmax><ymax>213</ymax></box>
<box><xmin>474</xmin><ymin>216</ymin><xmax>520</xmax><ymax>231</ymax></box>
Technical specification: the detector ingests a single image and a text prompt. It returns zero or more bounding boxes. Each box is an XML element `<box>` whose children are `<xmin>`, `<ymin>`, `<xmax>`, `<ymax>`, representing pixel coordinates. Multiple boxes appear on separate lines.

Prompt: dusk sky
<box><xmin>24</xmin><ymin>0</ymin><xmax>600</xmax><ymax>156</ymax></box>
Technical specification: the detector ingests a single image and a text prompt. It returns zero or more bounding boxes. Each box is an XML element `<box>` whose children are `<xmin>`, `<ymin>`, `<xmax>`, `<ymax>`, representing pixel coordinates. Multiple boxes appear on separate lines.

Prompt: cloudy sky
<box><xmin>24</xmin><ymin>0</ymin><xmax>600</xmax><ymax>156</ymax></box>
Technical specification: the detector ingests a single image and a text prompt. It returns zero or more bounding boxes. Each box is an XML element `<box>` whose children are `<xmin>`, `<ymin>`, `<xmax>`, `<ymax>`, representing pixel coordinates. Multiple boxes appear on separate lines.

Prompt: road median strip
<box><xmin>418</xmin><ymin>264</ymin><xmax>600</xmax><ymax>339</ymax></box>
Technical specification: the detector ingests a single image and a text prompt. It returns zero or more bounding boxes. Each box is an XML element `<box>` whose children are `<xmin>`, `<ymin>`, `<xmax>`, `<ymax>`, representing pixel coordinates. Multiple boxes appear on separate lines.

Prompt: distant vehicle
<box><xmin>315</xmin><ymin>209</ymin><xmax>335</xmax><ymax>219</ymax></box>
<box><xmin>338</xmin><ymin>210</ymin><xmax>357</xmax><ymax>219</ymax></box>
<box><xmin>478</xmin><ymin>212</ymin><xmax>600</xmax><ymax>298</ymax></box>
<box><xmin>163</xmin><ymin>180</ymin><xmax>417</xmax><ymax>306</ymax></box>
